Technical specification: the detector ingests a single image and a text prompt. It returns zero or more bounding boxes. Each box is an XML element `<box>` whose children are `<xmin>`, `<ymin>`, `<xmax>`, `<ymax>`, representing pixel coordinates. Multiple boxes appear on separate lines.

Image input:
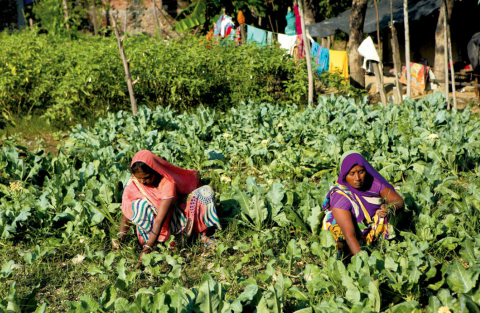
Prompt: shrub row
<box><xmin>0</xmin><ymin>30</ymin><xmax>308</xmax><ymax>122</ymax></box>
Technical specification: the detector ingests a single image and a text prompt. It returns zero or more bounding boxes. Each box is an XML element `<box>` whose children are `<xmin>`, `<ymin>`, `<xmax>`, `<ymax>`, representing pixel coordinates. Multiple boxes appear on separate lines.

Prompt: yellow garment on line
<box><xmin>329</xmin><ymin>50</ymin><xmax>349</xmax><ymax>80</ymax></box>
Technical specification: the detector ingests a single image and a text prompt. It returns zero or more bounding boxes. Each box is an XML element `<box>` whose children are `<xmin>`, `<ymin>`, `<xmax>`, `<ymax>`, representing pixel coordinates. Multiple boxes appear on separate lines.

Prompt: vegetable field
<box><xmin>1</xmin><ymin>93</ymin><xmax>480</xmax><ymax>312</ymax></box>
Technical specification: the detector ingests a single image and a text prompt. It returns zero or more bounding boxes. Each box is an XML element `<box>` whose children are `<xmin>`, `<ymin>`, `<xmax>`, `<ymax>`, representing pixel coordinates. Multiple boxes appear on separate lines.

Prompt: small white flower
<box><xmin>71</xmin><ymin>255</ymin><xmax>85</xmax><ymax>264</ymax></box>
<box><xmin>438</xmin><ymin>306</ymin><xmax>451</xmax><ymax>313</ymax></box>
<box><xmin>88</xmin><ymin>77</ymin><xmax>92</xmax><ymax>83</ymax></box>
<box><xmin>277</xmin><ymin>122</ymin><xmax>283</xmax><ymax>127</ymax></box>
<box><xmin>428</xmin><ymin>133</ymin><xmax>438</xmax><ymax>140</ymax></box>
<box><xmin>220</xmin><ymin>175</ymin><xmax>231</xmax><ymax>183</ymax></box>
<box><xmin>261</xmin><ymin>140</ymin><xmax>268</xmax><ymax>145</ymax></box>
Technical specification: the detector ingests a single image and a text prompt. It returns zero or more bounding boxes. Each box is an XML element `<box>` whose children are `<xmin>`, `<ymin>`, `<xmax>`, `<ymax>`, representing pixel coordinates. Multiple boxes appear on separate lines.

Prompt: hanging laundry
<box><xmin>285</xmin><ymin>8</ymin><xmax>297</xmax><ymax>36</ymax></box>
<box><xmin>235</xmin><ymin>26</ymin><xmax>242</xmax><ymax>45</ymax></box>
<box><xmin>267</xmin><ymin>31</ymin><xmax>274</xmax><ymax>45</ymax></box>
<box><xmin>358</xmin><ymin>37</ymin><xmax>380</xmax><ymax>70</ymax></box>
<box><xmin>247</xmin><ymin>25</ymin><xmax>267</xmax><ymax>45</ymax></box>
<box><xmin>278</xmin><ymin>34</ymin><xmax>297</xmax><ymax>53</ymax></box>
<box><xmin>310</xmin><ymin>42</ymin><xmax>330</xmax><ymax>75</ymax></box>
<box><xmin>329</xmin><ymin>50</ymin><xmax>349</xmax><ymax>79</ymax></box>
<box><xmin>220</xmin><ymin>15</ymin><xmax>234</xmax><ymax>38</ymax></box>
<box><xmin>214</xmin><ymin>15</ymin><xmax>223</xmax><ymax>36</ymax></box>
<box><xmin>294</xmin><ymin>5</ymin><xmax>302</xmax><ymax>35</ymax></box>
<box><xmin>237</xmin><ymin>10</ymin><xmax>245</xmax><ymax>25</ymax></box>
<box><xmin>293</xmin><ymin>34</ymin><xmax>305</xmax><ymax>60</ymax></box>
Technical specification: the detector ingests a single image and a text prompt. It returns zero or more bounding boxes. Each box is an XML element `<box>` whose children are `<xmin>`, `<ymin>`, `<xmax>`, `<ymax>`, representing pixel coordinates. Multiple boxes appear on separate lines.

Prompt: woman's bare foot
<box><xmin>200</xmin><ymin>235</ymin><xmax>216</xmax><ymax>247</ymax></box>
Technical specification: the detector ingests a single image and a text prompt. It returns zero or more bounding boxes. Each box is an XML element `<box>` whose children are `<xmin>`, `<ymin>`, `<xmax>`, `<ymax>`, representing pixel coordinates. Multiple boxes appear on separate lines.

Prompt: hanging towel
<box><xmin>267</xmin><ymin>31</ymin><xmax>274</xmax><ymax>45</ymax></box>
<box><xmin>293</xmin><ymin>34</ymin><xmax>305</xmax><ymax>59</ymax></box>
<box><xmin>294</xmin><ymin>5</ymin><xmax>302</xmax><ymax>35</ymax></box>
<box><xmin>247</xmin><ymin>25</ymin><xmax>267</xmax><ymax>45</ymax></box>
<box><xmin>311</xmin><ymin>42</ymin><xmax>330</xmax><ymax>75</ymax></box>
<box><xmin>221</xmin><ymin>16</ymin><xmax>234</xmax><ymax>38</ymax></box>
<box><xmin>214</xmin><ymin>15</ymin><xmax>223</xmax><ymax>36</ymax></box>
<box><xmin>278</xmin><ymin>34</ymin><xmax>297</xmax><ymax>52</ymax></box>
<box><xmin>358</xmin><ymin>37</ymin><xmax>380</xmax><ymax>70</ymax></box>
<box><xmin>237</xmin><ymin>10</ymin><xmax>245</xmax><ymax>25</ymax></box>
<box><xmin>329</xmin><ymin>50</ymin><xmax>349</xmax><ymax>79</ymax></box>
<box><xmin>285</xmin><ymin>9</ymin><xmax>297</xmax><ymax>36</ymax></box>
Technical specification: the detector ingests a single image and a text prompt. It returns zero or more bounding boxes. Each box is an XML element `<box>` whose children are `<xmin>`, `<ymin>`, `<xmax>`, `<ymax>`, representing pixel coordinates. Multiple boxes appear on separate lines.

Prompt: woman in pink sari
<box><xmin>114</xmin><ymin>150</ymin><xmax>221</xmax><ymax>259</ymax></box>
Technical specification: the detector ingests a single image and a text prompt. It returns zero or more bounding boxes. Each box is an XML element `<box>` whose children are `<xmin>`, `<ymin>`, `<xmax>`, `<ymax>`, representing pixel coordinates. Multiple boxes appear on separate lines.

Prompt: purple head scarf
<box><xmin>323</xmin><ymin>151</ymin><xmax>395</xmax><ymax>216</ymax></box>
<box><xmin>338</xmin><ymin>151</ymin><xmax>394</xmax><ymax>197</ymax></box>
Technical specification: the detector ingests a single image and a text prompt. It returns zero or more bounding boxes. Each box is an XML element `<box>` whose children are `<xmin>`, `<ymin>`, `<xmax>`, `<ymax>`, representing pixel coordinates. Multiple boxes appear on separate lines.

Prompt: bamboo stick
<box><xmin>111</xmin><ymin>16</ymin><xmax>138</xmax><ymax>116</ymax></box>
<box><xmin>443</xmin><ymin>3</ymin><xmax>450</xmax><ymax>109</ymax></box>
<box><xmin>299</xmin><ymin>0</ymin><xmax>314</xmax><ymax>105</ymax></box>
<box><xmin>404</xmin><ymin>0</ymin><xmax>411</xmax><ymax>97</ymax></box>
<box><xmin>444</xmin><ymin>0</ymin><xmax>457</xmax><ymax>109</ymax></box>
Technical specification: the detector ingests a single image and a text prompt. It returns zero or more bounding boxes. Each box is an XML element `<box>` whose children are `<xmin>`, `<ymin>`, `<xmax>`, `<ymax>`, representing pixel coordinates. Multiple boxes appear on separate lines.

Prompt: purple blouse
<box><xmin>330</xmin><ymin>178</ymin><xmax>386</xmax><ymax>219</ymax></box>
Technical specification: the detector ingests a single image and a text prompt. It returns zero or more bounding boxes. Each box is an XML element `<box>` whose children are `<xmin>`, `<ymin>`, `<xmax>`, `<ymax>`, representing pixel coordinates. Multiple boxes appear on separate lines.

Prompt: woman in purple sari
<box><xmin>322</xmin><ymin>151</ymin><xmax>404</xmax><ymax>256</ymax></box>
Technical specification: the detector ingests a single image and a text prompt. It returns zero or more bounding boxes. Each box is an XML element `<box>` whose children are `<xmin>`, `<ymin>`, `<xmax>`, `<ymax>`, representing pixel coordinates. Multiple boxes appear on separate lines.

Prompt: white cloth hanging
<box><xmin>358</xmin><ymin>37</ymin><xmax>380</xmax><ymax>70</ymax></box>
<box><xmin>278</xmin><ymin>34</ymin><xmax>297</xmax><ymax>55</ymax></box>
<box><xmin>220</xmin><ymin>16</ymin><xmax>234</xmax><ymax>37</ymax></box>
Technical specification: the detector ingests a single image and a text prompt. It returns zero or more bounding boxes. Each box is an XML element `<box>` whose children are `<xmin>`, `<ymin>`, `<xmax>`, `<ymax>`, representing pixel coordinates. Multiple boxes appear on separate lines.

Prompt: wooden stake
<box><xmin>152</xmin><ymin>0</ymin><xmax>162</xmax><ymax>38</ymax></box>
<box><xmin>444</xmin><ymin>0</ymin><xmax>457</xmax><ymax>109</ymax></box>
<box><xmin>443</xmin><ymin>4</ymin><xmax>450</xmax><ymax>109</ymax></box>
<box><xmin>374</xmin><ymin>0</ymin><xmax>382</xmax><ymax>61</ymax></box>
<box><xmin>403</xmin><ymin>0</ymin><xmax>411</xmax><ymax>97</ymax></box>
<box><xmin>111</xmin><ymin>16</ymin><xmax>138</xmax><ymax>116</ymax></box>
<box><xmin>390</xmin><ymin>0</ymin><xmax>403</xmax><ymax>104</ymax></box>
<box><xmin>299</xmin><ymin>0</ymin><xmax>314</xmax><ymax>105</ymax></box>
<box><xmin>372</xmin><ymin>62</ymin><xmax>387</xmax><ymax>106</ymax></box>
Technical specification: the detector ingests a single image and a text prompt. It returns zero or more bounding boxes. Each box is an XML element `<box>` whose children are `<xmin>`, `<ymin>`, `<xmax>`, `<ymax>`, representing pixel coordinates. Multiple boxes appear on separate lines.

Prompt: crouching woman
<box><xmin>322</xmin><ymin>151</ymin><xmax>404</xmax><ymax>256</ymax></box>
<box><xmin>114</xmin><ymin>150</ymin><xmax>221</xmax><ymax>260</ymax></box>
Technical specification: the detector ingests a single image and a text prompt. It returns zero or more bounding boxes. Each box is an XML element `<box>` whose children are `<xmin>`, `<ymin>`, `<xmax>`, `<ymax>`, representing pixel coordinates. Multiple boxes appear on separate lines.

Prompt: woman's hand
<box><xmin>376</xmin><ymin>204</ymin><xmax>389</xmax><ymax>218</ymax></box>
<box><xmin>139</xmin><ymin>245</ymin><xmax>152</xmax><ymax>261</ymax></box>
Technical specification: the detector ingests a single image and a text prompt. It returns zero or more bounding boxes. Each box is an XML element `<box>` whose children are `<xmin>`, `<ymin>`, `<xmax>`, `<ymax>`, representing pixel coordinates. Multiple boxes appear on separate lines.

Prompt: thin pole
<box><xmin>374</xmin><ymin>0</ymin><xmax>382</xmax><ymax>61</ymax></box>
<box><xmin>444</xmin><ymin>0</ymin><xmax>457</xmax><ymax>109</ymax></box>
<box><xmin>299</xmin><ymin>0</ymin><xmax>314</xmax><ymax>105</ymax></box>
<box><xmin>403</xmin><ymin>0</ymin><xmax>411</xmax><ymax>97</ymax></box>
<box><xmin>390</xmin><ymin>0</ymin><xmax>402</xmax><ymax>104</ymax></box>
<box><xmin>111</xmin><ymin>16</ymin><xmax>138</xmax><ymax>116</ymax></box>
<box><xmin>443</xmin><ymin>4</ymin><xmax>450</xmax><ymax>109</ymax></box>
<box><xmin>152</xmin><ymin>0</ymin><xmax>162</xmax><ymax>38</ymax></box>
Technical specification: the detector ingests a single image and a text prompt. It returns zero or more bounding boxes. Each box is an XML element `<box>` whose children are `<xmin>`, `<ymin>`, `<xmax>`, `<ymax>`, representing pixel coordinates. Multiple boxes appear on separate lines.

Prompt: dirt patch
<box><xmin>365</xmin><ymin>70</ymin><xmax>480</xmax><ymax>113</ymax></box>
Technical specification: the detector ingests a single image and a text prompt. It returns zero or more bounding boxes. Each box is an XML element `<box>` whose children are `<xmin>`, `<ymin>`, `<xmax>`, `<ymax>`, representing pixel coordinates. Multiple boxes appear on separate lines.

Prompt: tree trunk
<box><xmin>348</xmin><ymin>0</ymin><xmax>369</xmax><ymax>89</ymax></box>
<box><xmin>62</xmin><ymin>0</ymin><xmax>70</xmax><ymax>29</ymax></box>
<box><xmin>90</xmin><ymin>0</ymin><xmax>98</xmax><ymax>36</ymax></box>
<box><xmin>304</xmin><ymin>0</ymin><xmax>317</xmax><ymax>25</ymax></box>
<box><xmin>16</xmin><ymin>0</ymin><xmax>25</xmax><ymax>29</ymax></box>
<box><xmin>434</xmin><ymin>0</ymin><xmax>454</xmax><ymax>90</ymax></box>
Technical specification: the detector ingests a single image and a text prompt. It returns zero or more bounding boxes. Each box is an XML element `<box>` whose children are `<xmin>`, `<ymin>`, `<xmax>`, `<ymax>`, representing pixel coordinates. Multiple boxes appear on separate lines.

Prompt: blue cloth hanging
<box><xmin>247</xmin><ymin>25</ymin><xmax>267</xmax><ymax>46</ymax></box>
<box><xmin>311</xmin><ymin>42</ymin><xmax>330</xmax><ymax>76</ymax></box>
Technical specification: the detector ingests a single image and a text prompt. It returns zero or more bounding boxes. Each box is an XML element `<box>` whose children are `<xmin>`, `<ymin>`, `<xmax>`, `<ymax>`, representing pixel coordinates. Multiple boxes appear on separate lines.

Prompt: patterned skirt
<box><xmin>322</xmin><ymin>210</ymin><xmax>391</xmax><ymax>253</ymax></box>
<box><xmin>130</xmin><ymin>186</ymin><xmax>221</xmax><ymax>245</ymax></box>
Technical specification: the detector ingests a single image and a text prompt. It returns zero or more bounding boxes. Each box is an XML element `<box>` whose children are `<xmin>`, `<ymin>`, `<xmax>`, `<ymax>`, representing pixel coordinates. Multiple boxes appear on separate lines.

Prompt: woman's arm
<box><xmin>140</xmin><ymin>198</ymin><xmax>175</xmax><ymax>257</ymax></box>
<box><xmin>112</xmin><ymin>214</ymin><xmax>132</xmax><ymax>249</ymax></box>
<box><xmin>377</xmin><ymin>186</ymin><xmax>405</xmax><ymax>218</ymax></box>
<box><xmin>331</xmin><ymin>208</ymin><xmax>362</xmax><ymax>255</ymax></box>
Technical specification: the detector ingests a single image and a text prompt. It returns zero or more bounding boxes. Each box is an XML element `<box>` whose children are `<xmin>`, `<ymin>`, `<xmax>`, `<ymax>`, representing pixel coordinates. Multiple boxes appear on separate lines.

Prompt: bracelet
<box><xmin>117</xmin><ymin>231</ymin><xmax>127</xmax><ymax>237</ymax></box>
<box><xmin>143</xmin><ymin>244</ymin><xmax>152</xmax><ymax>251</ymax></box>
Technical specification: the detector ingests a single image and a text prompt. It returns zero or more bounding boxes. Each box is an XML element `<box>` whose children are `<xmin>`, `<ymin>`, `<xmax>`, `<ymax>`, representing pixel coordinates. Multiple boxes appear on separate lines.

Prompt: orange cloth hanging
<box><xmin>237</xmin><ymin>10</ymin><xmax>245</xmax><ymax>24</ymax></box>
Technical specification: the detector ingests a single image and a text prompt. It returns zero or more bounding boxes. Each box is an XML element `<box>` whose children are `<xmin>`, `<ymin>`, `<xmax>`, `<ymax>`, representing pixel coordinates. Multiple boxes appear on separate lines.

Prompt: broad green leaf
<box><xmin>446</xmin><ymin>261</ymin><xmax>480</xmax><ymax>293</ymax></box>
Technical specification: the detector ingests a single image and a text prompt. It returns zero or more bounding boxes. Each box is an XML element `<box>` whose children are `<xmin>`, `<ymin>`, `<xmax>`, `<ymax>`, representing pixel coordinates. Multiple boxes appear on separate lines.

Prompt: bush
<box><xmin>0</xmin><ymin>31</ymin><xmax>308</xmax><ymax>122</ymax></box>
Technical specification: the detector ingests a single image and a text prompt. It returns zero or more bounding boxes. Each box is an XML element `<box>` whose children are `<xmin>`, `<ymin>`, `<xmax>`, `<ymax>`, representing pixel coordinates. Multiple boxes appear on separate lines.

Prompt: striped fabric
<box><xmin>131</xmin><ymin>199</ymin><xmax>155</xmax><ymax>243</ymax></box>
<box><xmin>129</xmin><ymin>186</ymin><xmax>221</xmax><ymax>244</ymax></box>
